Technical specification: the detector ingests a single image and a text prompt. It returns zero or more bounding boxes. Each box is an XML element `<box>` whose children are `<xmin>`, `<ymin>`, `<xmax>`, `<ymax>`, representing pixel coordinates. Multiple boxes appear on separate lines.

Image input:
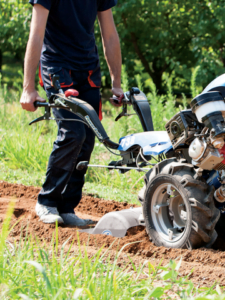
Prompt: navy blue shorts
<box><xmin>37</xmin><ymin>62</ymin><xmax>102</xmax><ymax>213</ymax></box>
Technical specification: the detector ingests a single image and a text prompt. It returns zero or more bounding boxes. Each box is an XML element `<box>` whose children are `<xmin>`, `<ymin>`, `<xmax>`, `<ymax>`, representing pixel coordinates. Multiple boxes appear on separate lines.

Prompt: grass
<box><xmin>0</xmin><ymin>206</ymin><xmax>225</xmax><ymax>299</ymax></box>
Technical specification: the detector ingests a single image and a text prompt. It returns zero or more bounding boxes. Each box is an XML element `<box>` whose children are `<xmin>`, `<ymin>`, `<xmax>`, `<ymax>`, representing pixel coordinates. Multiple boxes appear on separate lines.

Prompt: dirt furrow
<box><xmin>0</xmin><ymin>180</ymin><xmax>225</xmax><ymax>286</ymax></box>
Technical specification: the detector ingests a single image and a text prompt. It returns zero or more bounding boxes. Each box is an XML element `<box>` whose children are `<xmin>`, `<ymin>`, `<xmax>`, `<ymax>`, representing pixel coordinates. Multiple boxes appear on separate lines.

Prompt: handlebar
<box><xmin>31</xmin><ymin>75</ymin><xmax>119</xmax><ymax>149</ymax></box>
<box><xmin>31</xmin><ymin>75</ymin><xmax>153</xmax><ymax>149</ymax></box>
<box><xmin>31</xmin><ymin>94</ymin><xmax>120</xmax><ymax>150</ymax></box>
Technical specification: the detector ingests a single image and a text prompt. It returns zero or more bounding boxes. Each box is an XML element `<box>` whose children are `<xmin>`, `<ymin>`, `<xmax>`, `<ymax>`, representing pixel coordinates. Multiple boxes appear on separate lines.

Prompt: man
<box><xmin>20</xmin><ymin>0</ymin><xmax>123</xmax><ymax>225</ymax></box>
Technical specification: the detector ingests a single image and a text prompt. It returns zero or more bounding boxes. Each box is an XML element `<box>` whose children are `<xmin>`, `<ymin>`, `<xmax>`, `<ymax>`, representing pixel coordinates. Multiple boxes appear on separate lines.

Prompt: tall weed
<box><xmin>146</xmin><ymin>74</ymin><xmax>186</xmax><ymax>131</ymax></box>
<box><xmin>191</xmin><ymin>66</ymin><xmax>201</xmax><ymax>98</ymax></box>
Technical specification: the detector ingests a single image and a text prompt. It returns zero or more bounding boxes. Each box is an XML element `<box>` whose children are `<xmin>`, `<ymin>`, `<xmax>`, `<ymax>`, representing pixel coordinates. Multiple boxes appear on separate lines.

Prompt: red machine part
<box><xmin>219</xmin><ymin>144</ymin><xmax>225</xmax><ymax>165</ymax></box>
<box><xmin>65</xmin><ymin>89</ymin><xmax>79</xmax><ymax>97</ymax></box>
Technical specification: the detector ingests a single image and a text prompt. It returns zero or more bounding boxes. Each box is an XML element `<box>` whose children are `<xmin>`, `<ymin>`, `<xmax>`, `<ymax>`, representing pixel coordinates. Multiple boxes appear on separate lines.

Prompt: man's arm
<box><xmin>20</xmin><ymin>4</ymin><xmax>49</xmax><ymax>112</ymax></box>
<box><xmin>98</xmin><ymin>9</ymin><xmax>123</xmax><ymax>106</ymax></box>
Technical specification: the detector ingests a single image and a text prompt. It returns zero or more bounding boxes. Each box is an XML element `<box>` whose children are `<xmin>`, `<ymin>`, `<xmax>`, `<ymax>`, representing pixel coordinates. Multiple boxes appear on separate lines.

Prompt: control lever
<box><xmin>115</xmin><ymin>107</ymin><xmax>127</xmax><ymax>121</ymax></box>
<box><xmin>29</xmin><ymin>102</ymin><xmax>52</xmax><ymax>125</ymax></box>
<box><xmin>115</xmin><ymin>106</ymin><xmax>136</xmax><ymax>121</ymax></box>
<box><xmin>114</xmin><ymin>92</ymin><xmax>135</xmax><ymax>121</ymax></box>
<box><xmin>29</xmin><ymin>76</ymin><xmax>61</xmax><ymax>125</ymax></box>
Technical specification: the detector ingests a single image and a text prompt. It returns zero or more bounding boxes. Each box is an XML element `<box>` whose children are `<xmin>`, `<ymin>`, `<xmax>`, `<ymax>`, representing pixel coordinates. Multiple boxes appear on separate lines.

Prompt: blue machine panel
<box><xmin>117</xmin><ymin>131</ymin><xmax>172</xmax><ymax>155</ymax></box>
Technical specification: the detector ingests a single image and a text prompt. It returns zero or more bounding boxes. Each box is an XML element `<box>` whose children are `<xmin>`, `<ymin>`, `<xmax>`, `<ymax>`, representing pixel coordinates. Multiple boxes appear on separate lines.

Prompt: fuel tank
<box><xmin>203</xmin><ymin>73</ymin><xmax>225</xmax><ymax>97</ymax></box>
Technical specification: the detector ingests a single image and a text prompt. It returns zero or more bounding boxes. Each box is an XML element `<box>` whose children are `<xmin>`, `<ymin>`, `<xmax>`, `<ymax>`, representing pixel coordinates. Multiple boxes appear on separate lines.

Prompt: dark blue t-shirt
<box><xmin>29</xmin><ymin>0</ymin><xmax>117</xmax><ymax>70</ymax></box>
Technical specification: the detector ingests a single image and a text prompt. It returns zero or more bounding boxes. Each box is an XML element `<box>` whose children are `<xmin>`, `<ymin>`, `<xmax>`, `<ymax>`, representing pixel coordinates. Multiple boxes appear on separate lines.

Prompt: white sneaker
<box><xmin>35</xmin><ymin>202</ymin><xmax>64</xmax><ymax>224</ymax></box>
<box><xmin>60</xmin><ymin>213</ymin><xmax>95</xmax><ymax>226</ymax></box>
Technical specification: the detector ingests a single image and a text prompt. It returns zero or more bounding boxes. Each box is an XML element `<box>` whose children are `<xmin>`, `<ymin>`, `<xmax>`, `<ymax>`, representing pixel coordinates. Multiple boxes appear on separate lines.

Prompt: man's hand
<box><xmin>20</xmin><ymin>89</ymin><xmax>46</xmax><ymax>112</ymax></box>
<box><xmin>110</xmin><ymin>86</ymin><xmax>124</xmax><ymax>107</ymax></box>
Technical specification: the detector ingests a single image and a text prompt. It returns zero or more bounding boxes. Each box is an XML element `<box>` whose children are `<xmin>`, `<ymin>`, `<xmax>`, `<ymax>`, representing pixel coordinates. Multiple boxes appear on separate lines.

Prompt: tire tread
<box><xmin>143</xmin><ymin>159</ymin><xmax>220</xmax><ymax>249</ymax></box>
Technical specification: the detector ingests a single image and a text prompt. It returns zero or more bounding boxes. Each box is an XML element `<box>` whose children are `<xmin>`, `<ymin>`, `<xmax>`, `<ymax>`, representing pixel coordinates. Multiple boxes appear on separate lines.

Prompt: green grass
<box><xmin>0</xmin><ymin>206</ymin><xmax>225</xmax><ymax>299</ymax></box>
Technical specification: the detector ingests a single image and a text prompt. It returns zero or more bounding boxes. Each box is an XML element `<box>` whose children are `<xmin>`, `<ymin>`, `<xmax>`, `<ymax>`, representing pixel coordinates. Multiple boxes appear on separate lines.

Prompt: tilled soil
<box><xmin>1</xmin><ymin>180</ymin><xmax>225</xmax><ymax>286</ymax></box>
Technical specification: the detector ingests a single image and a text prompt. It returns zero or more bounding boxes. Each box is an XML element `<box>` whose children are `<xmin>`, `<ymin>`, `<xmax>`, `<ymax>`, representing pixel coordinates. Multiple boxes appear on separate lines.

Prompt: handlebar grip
<box><xmin>34</xmin><ymin>101</ymin><xmax>48</xmax><ymax>108</ymax></box>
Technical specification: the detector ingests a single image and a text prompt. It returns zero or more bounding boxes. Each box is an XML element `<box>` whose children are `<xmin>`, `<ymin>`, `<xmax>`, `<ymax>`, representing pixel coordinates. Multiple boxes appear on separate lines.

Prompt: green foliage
<box><xmin>190</xmin><ymin>2</ymin><xmax>225</xmax><ymax>87</ymax></box>
<box><xmin>145</xmin><ymin>74</ymin><xmax>184</xmax><ymax>131</ymax></box>
<box><xmin>96</xmin><ymin>0</ymin><xmax>225</xmax><ymax>92</ymax></box>
<box><xmin>0</xmin><ymin>0</ymin><xmax>31</xmax><ymax>61</ymax></box>
<box><xmin>0</xmin><ymin>213</ymin><xmax>225</xmax><ymax>299</ymax></box>
<box><xmin>2</xmin><ymin>0</ymin><xmax>225</xmax><ymax>93</ymax></box>
<box><xmin>114</xmin><ymin>1</ymin><xmax>198</xmax><ymax>90</ymax></box>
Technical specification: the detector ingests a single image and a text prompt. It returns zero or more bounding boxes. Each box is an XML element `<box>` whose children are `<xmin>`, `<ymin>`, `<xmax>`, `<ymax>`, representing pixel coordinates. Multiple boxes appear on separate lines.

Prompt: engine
<box><xmin>189</xmin><ymin>91</ymin><xmax>225</xmax><ymax>170</ymax></box>
<box><xmin>166</xmin><ymin>90</ymin><xmax>225</xmax><ymax>171</ymax></box>
<box><xmin>165</xmin><ymin>109</ymin><xmax>203</xmax><ymax>148</ymax></box>
<box><xmin>165</xmin><ymin>75</ymin><xmax>225</xmax><ymax>203</ymax></box>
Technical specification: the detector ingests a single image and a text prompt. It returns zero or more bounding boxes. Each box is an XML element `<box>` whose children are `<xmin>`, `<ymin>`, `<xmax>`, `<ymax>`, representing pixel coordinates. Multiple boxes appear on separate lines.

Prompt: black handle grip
<box><xmin>34</xmin><ymin>101</ymin><xmax>48</xmax><ymax>108</ymax></box>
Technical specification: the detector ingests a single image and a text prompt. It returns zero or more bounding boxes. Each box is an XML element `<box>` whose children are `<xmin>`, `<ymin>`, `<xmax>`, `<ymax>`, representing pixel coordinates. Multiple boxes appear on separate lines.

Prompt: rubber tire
<box><xmin>143</xmin><ymin>158</ymin><xmax>220</xmax><ymax>249</ymax></box>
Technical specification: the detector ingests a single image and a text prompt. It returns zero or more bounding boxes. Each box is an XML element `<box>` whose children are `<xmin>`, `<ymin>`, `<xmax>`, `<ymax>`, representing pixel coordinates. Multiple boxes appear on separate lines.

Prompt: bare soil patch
<box><xmin>0</xmin><ymin>180</ymin><xmax>225</xmax><ymax>287</ymax></box>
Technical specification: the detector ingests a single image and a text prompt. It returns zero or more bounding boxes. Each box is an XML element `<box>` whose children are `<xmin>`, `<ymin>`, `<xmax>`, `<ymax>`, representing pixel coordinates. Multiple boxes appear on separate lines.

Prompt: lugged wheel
<box><xmin>142</xmin><ymin>158</ymin><xmax>220</xmax><ymax>249</ymax></box>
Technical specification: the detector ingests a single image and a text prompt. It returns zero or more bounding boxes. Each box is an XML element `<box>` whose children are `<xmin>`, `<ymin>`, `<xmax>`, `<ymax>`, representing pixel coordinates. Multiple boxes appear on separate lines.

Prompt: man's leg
<box><xmin>57</xmin><ymin>87</ymin><xmax>101</xmax><ymax>217</ymax></box>
<box><xmin>36</xmin><ymin>108</ymin><xmax>87</xmax><ymax>223</ymax></box>
<box><xmin>36</xmin><ymin>64</ymin><xmax>101</xmax><ymax>225</ymax></box>
<box><xmin>58</xmin><ymin>125</ymin><xmax>95</xmax><ymax>213</ymax></box>
<box><xmin>38</xmin><ymin>109</ymin><xmax>87</xmax><ymax>206</ymax></box>
<box><xmin>36</xmin><ymin>63</ymin><xmax>89</xmax><ymax>223</ymax></box>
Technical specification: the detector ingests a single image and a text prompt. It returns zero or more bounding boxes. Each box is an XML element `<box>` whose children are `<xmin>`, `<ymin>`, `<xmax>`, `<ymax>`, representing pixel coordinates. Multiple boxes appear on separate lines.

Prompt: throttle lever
<box><xmin>114</xmin><ymin>92</ymin><xmax>135</xmax><ymax>121</ymax></box>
